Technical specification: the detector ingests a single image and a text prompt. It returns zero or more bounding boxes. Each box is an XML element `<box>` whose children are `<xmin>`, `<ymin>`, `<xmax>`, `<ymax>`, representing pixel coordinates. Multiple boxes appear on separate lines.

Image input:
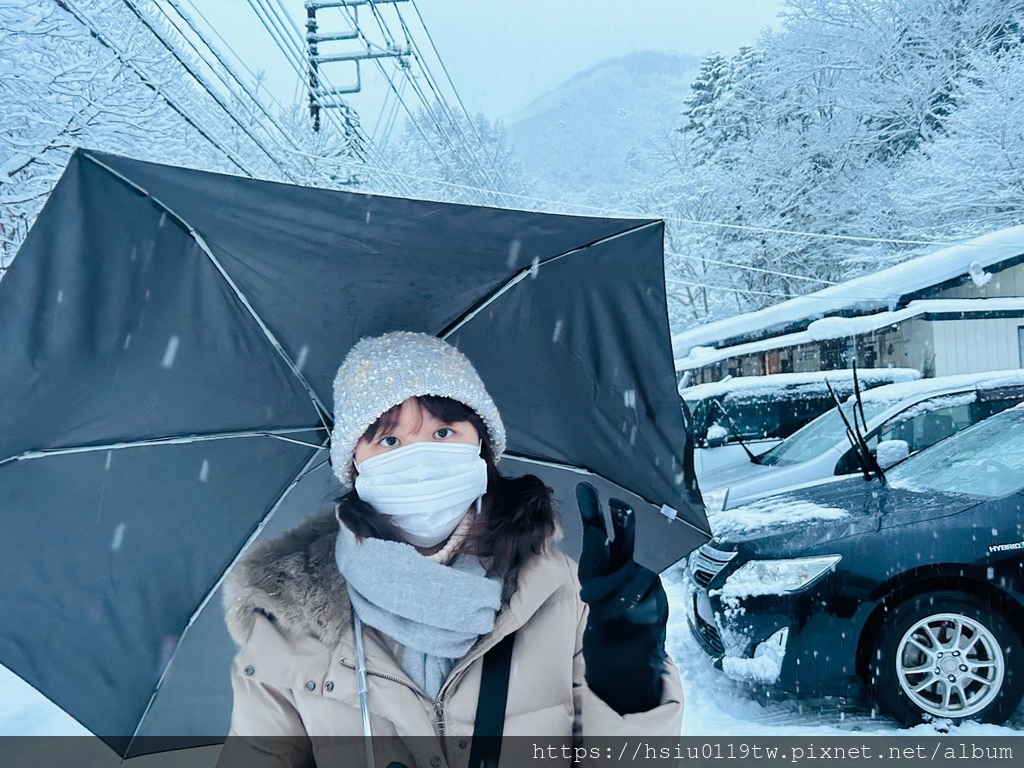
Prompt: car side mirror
<box><xmin>705</xmin><ymin>423</ymin><xmax>730</xmax><ymax>448</ymax></box>
<box><xmin>877</xmin><ymin>439</ymin><xmax>910</xmax><ymax>470</ymax></box>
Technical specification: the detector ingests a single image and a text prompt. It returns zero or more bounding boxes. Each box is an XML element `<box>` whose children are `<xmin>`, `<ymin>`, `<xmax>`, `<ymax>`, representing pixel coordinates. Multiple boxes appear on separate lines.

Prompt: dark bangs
<box><xmin>361</xmin><ymin>395</ymin><xmax>492</xmax><ymax>458</ymax></box>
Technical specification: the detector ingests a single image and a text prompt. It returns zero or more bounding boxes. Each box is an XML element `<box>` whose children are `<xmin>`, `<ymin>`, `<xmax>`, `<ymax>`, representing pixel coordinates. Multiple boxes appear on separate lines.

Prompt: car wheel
<box><xmin>869</xmin><ymin>591</ymin><xmax>1024</xmax><ymax>725</ymax></box>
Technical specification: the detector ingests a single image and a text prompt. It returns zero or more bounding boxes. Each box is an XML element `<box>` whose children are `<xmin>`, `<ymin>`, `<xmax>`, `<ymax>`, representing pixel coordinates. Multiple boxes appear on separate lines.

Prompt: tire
<box><xmin>868</xmin><ymin>591</ymin><xmax>1024</xmax><ymax>725</ymax></box>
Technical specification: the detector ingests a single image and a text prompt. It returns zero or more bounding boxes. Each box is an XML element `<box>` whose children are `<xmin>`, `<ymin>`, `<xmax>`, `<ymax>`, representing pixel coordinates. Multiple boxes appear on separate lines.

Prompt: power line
<box><xmin>328</xmin><ymin>155</ymin><xmax>998</xmax><ymax>251</ymax></box>
<box><xmin>332</xmin><ymin>1</ymin><xmax>505</xmax><ymax>202</ymax></box>
<box><xmin>243</xmin><ymin>0</ymin><xmax>363</xmax><ymax>156</ymax></box>
<box><xmin>399</xmin><ymin>1</ymin><xmax>512</xmax><ymax>194</ymax></box>
<box><xmin>176</xmin><ymin>0</ymin><xmax>272</xmax><ymax>97</ymax></box>
<box><xmin>265</xmin><ymin>0</ymin><xmax>416</xmax><ymax>194</ymax></box>
<box><xmin>118</xmin><ymin>0</ymin><xmax>286</xmax><ymax>174</ymax></box>
<box><xmin>388</xmin><ymin>6</ymin><xmax>506</xmax><ymax>193</ymax></box>
<box><xmin>123</xmin><ymin>0</ymin><xmax>296</xmax><ymax>180</ymax></box>
<box><xmin>355</xmin><ymin>4</ymin><xmax>490</xmax><ymax>191</ymax></box>
<box><xmin>375</xmin><ymin>1</ymin><xmax>511</xmax><ymax>198</ymax></box>
<box><xmin>665</xmin><ymin>276</ymin><xmax>802</xmax><ymax>300</ymax></box>
<box><xmin>666</xmin><ymin>249</ymin><xmax>860</xmax><ymax>290</ymax></box>
<box><xmin>160</xmin><ymin>0</ymin><xmax>301</xmax><ymax>154</ymax></box>
<box><xmin>54</xmin><ymin>0</ymin><xmax>258</xmax><ymax>177</ymax></box>
<box><xmin>245</xmin><ymin>0</ymin><xmax>414</xmax><ymax>194</ymax></box>
<box><xmin>329</xmin><ymin>3</ymin><xmax>476</xmax><ymax>193</ymax></box>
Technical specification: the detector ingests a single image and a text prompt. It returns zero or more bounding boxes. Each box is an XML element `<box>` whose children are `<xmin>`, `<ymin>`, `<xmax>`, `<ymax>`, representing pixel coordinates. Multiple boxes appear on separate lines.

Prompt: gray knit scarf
<box><xmin>334</xmin><ymin>521</ymin><xmax>502</xmax><ymax>700</ymax></box>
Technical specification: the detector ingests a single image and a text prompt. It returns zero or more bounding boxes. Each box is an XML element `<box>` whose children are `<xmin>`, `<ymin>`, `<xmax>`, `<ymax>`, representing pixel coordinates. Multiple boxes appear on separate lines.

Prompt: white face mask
<box><xmin>354</xmin><ymin>441</ymin><xmax>488</xmax><ymax>548</ymax></box>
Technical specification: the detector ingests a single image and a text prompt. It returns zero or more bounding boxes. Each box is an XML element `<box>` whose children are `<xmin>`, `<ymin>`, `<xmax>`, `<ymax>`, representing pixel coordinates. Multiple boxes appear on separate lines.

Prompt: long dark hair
<box><xmin>334</xmin><ymin>396</ymin><xmax>558</xmax><ymax>594</ymax></box>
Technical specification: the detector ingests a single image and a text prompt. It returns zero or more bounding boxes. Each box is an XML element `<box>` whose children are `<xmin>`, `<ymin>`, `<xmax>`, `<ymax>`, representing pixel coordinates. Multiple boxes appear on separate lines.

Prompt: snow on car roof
<box><xmin>672</xmin><ymin>224</ymin><xmax>1024</xmax><ymax>359</ymax></box>
<box><xmin>680</xmin><ymin>368</ymin><xmax>920</xmax><ymax>401</ymax></box>
<box><xmin>855</xmin><ymin>369</ymin><xmax>1024</xmax><ymax>404</ymax></box>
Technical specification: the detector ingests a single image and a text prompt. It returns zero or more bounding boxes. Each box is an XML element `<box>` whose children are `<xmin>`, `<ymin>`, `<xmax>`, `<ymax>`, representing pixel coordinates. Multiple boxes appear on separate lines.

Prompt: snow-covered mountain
<box><xmin>507</xmin><ymin>50</ymin><xmax>701</xmax><ymax>204</ymax></box>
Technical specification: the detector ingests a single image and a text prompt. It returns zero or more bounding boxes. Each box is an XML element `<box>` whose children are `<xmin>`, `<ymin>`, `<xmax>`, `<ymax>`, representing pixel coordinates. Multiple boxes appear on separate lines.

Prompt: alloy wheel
<box><xmin>895</xmin><ymin>612</ymin><xmax>1004</xmax><ymax>718</ymax></box>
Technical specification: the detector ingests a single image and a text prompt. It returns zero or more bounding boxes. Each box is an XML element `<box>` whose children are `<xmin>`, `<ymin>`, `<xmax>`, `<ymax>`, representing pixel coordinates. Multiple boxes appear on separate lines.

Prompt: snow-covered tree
<box><xmin>890</xmin><ymin>46</ymin><xmax>1024</xmax><ymax>238</ymax></box>
<box><xmin>640</xmin><ymin>0</ymin><xmax>1024</xmax><ymax>324</ymax></box>
<box><xmin>1</xmin><ymin>0</ymin><xmax>362</xmax><ymax>269</ymax></box>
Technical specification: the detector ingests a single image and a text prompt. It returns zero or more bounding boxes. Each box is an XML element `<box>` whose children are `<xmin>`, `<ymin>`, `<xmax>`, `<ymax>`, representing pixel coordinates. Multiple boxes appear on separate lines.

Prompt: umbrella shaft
<box><xmin>353</xmin><ymin>613</ymin><xmax>376</xmax><ymax>767</ymax></box>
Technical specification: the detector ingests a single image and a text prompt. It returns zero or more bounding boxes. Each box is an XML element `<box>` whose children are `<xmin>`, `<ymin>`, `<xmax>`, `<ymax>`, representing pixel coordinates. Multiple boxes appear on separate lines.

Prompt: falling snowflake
<box><xmin>161</xmin><ymin>336</ymin><xmax>180</xmax><ymax>369</ymax></box>
<box><xmin>110</xmin><ymin>523</ymin><xmax>126</xmax><ymax>552</ymax></box>
<box><xmin>506</xmin><ymin>239</ymin><xmax>521</xmax><ymax>268</ymax></box>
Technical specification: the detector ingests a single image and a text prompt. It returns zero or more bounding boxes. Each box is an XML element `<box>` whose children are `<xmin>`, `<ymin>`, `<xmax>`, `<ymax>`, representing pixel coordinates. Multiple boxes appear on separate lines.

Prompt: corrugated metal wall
<box><xmin>932</xmin><ymin>318</ymin><xmax>1024</xmax><ymax>375</ymax></box>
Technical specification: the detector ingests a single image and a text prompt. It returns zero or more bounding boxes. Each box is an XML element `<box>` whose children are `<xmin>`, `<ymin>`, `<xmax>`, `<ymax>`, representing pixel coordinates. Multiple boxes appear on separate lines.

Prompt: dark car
<box><xmin>685</xmin><ymin>403</ymin><xmax>1024</xmax><ymax>725</ymax></box>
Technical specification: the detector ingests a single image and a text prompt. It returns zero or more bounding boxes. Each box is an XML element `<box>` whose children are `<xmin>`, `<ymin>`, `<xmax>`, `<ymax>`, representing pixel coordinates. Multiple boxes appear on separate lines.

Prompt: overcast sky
<box><xmin>184</xmin><ymin>0</ymin><xmax>786</xmax><ymax>125</ymax></box>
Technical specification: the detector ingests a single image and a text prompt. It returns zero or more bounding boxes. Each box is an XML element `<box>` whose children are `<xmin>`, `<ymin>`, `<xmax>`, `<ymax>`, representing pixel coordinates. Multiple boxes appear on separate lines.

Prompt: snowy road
<box><xmin>1</xmin><ymin>562</ymin><xmax>1021</xmax><ymax>742</ymax></box>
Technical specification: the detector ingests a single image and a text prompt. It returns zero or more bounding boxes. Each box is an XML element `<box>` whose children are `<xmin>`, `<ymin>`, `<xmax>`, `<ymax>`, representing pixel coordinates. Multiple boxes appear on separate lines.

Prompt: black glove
<box><xmin>576</xmin><ymin>481</ymin><xmax>668</xmax><ymax>715</ymax></box>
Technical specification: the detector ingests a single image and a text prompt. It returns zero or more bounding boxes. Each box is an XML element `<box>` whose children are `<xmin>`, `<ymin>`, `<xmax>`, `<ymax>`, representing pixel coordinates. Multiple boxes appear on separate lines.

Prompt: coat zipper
<box><xmin>343</xmin><ymin>624</ymin><xmax>517</xmax><ymax>768</ymax></box>
<box><xmin>435</xmin><ymin>699</ymin><xmax>450</xmax><ymax>766</ymax></box>
<box><xmin>340</xmin><ymin>659</ymin><xmax>455</xmax><ymax>766</ymax></box>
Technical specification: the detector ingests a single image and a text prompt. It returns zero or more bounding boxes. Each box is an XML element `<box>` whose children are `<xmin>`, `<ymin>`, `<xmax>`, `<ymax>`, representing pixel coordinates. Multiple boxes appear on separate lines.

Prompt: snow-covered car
<box><xmin>685</xmin><ymin>402</ymin><xmax>1024</xmax><ymax>725</ymax></box>
<box><xmin>681</xmin><ymin>368</ymin><xmax>920</xmax><ymax>478</ymax></box>
<box><xmin>701</xmin><ymin>370</ymin><xmax>1024</xmax><ymax>511</ymax></box>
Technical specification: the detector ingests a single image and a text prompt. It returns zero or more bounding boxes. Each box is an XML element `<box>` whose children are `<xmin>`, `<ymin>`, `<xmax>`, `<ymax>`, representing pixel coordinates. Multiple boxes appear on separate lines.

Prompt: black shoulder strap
<box><xmin>468</xmin><ymin>631</ymin><xmax>515</xmax><ymax>768</ymax></box>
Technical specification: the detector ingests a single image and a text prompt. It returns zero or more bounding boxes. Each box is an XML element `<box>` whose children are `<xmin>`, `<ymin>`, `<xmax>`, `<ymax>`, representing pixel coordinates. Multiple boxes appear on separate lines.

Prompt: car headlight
<box><xmin>719</xmin><ymin>555</ymin><xmax>841</xmax><ymax>599</ymax></box>
<box><xmin>703</xmin><ymin>488</ymin><xmax>728</xmax><ymax>512</ymax></box>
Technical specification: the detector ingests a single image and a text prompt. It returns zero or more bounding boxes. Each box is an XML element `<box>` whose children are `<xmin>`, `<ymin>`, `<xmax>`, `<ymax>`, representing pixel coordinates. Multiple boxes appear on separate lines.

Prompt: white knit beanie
<box><xmin>330</xmin><ymin>331</ymin><xmax>506</xmax><ymax>484</ymax></box>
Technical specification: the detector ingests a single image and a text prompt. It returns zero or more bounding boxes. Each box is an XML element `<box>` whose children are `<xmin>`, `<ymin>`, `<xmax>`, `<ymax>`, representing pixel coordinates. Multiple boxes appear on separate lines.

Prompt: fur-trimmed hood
<box><xmin>222</xmin><ymin>509</ymin><xmax>561</xmax><ymax>650</ymax></box>
<box><xmin>223</xmin><ymin>511</ymin><xmax>351</xmax><ymax>648</ymax></box>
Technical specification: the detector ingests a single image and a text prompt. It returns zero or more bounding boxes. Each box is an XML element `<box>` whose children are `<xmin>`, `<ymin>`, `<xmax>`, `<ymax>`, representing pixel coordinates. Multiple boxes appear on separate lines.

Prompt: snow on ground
<box><xmin>3</xmin><ymin>566</ymin><xmax>1022</xmax><ymax>739</ymax></box>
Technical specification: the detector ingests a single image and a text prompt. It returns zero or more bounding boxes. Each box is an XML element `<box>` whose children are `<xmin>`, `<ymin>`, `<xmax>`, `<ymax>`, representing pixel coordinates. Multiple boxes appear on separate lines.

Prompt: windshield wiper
<box><xmin>826</xmin><ymin>379</ymin><xmax>872</xmax><ymax>481</ymax></box>
<box><xmin>852</xmin><ymin>363</ymin><xmax>886</xmax><ymax>484</ymax></box>
<box><xmin>712</xmin><ymin>398</ymin><xmax>763</xmax><ymax>465</ymax></box>
<box><xmin>825</xmin><ymin>366</ymin><xmax>886</xmax><ymax>484</ymax></box>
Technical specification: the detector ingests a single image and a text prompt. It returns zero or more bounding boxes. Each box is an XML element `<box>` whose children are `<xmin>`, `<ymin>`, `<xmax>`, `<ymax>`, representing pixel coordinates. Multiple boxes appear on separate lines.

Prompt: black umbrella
<box><xmin>0</xmin><ymin>149</ymin><xmax>709</xmax><ymax>756</ymax></box>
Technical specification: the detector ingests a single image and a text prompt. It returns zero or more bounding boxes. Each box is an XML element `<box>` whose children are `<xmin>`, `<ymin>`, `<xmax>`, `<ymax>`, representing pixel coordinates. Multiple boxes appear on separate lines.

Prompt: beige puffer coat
<box><xmin>218</xmin><ymin>512</ymin><xmax>683</xmax><ymax>768</ymax></box>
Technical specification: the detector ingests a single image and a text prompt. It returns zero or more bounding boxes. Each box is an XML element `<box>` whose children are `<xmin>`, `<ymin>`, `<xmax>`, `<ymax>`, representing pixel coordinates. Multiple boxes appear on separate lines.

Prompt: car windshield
<box><xmin>759</xmin><ymin>399</ymin><xmax>892</xmax><ymax>466</ymax></box>
<box><xmin>888</xmin><ymin>408</ymin><xmax>1024</xmax><ymax>498</ymax></box>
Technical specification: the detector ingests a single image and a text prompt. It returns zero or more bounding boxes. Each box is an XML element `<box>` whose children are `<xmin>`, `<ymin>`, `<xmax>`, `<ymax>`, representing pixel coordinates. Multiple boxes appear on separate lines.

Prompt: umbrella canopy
<box><xmin>0</xmin><ymin>149</ymin><xmax>709</xmax><ymax>755</ymax></box>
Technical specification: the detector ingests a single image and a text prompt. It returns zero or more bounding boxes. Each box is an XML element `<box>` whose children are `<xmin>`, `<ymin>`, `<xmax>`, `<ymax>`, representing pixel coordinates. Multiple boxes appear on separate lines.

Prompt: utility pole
<box><xmin>305</xmin><ymin>0</ymin><xmax>411</xmax><ymax>131</ymax></box>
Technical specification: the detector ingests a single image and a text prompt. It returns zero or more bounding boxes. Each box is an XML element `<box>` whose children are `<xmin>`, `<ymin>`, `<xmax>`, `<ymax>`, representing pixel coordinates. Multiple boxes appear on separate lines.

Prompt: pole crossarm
<box><xmin>313</xmin><ymin>46</ymin><xmax>410</xmax><ymax>63</ymax></box>
<box><xmin>307</xmin><ymin>0</ymin><xmax>408</xmax><ymax>8</ymax></box>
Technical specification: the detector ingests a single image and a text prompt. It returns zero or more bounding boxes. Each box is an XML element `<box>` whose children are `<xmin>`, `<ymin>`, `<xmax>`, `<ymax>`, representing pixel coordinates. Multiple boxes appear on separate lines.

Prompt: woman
<box><xmin>219</xmin><ymin>332</ymin><xmax>682</xmax><ymax>767</ymax></box>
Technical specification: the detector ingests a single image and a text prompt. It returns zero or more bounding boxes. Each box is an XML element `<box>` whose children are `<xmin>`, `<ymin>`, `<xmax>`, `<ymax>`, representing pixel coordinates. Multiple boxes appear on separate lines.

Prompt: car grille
<box><xmin>692</xmin><ymin>607</ymin><xmax>725</xmax><ymax>655</ymax></box>
<box><xmin>689</xmin><ymin>542</ymin><xmax>738</xmax><ymax>587</ymax></box>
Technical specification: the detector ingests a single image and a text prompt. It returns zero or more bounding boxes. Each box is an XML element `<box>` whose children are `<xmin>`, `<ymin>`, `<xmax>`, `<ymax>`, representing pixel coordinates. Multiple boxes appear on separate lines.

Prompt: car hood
<box><xmin>699</xmin><ymin>457</ymin><xmax>775</xmax><ymax>491</ymax></box>
<box><xmin>710</xmin><ymin>477</ymin><xmax>981</xmax><ymax>559</ymax></box>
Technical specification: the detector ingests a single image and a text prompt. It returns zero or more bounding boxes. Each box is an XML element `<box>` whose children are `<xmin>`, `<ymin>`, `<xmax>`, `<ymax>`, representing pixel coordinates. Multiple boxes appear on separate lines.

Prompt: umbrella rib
<box><xmin>503</xmin><ymin>451</ymin><xmax>712</xmax><ymax>538</ymax></box>
<box><xmin>80</xmin><ymin>151</ymin><xmax>334</xmax><ymax>436</ymax></box>
<box><xmin>0</xmin><ymin>428</ymin><xmax>328</xmax><ymax>466</ymax></box>
<box><xmin>126</xmin><ymin>438</ymin><xmax>329</xmax><ymax>756</ymax></box>
<box><xmin>439</xmin><ymin>220</ymin><xmax>662</xmax><ymax>340</ymax></box>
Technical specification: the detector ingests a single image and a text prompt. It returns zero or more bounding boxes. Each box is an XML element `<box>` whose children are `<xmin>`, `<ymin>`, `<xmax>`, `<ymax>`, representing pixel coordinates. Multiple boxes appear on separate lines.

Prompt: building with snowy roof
<box><xmin>674</xmin><ymin>226</ymin><xmax>1024</xmax><ymax>384</ymax></box>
